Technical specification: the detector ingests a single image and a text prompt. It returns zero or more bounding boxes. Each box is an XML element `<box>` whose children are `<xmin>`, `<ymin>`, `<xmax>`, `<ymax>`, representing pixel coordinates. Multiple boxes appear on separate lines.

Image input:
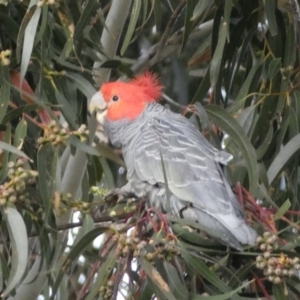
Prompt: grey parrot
<box><xmin>89</xmin><ymin>72</ymin><xmax>257</xmax><ymax>249</ymax></box>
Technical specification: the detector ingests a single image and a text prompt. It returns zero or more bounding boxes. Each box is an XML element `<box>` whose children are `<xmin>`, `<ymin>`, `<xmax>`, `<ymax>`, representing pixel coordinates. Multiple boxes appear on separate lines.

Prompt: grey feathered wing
<box><xmin>126</xmin><ymin>110</ymin><xmax>256</xmax><ymax>248</ymax></box>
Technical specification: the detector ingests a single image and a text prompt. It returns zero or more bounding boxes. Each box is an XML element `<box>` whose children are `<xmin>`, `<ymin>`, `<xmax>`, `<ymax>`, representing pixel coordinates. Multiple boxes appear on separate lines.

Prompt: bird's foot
<box><xmin>104</xmin><ymin>188</ymin><xmax>137</xmax><ymax>204</ymax></box>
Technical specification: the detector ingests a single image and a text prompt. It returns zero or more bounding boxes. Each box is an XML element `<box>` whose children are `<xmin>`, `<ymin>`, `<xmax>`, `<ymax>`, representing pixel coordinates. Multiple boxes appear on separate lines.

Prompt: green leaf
<box><xmin>191</xmin><ymin>0</ymin><xmax>212</xmax><ymax>21</ymax></box>
<box><xmin>0</xmin><ymin>62</ymin><xmax>10</xmax><ymax>124</ymax></box>
<box><xmin>69</xmin><ymin>135</ymin><xmax>100</xmax><ymax>156</ymax></box>
<box><xmin>2</xmin><ymin>206</ymin><xmax>28</xmax><ymax>297</ymax></box>
<box><xmin>274</xmin><ymin>199</ymin><xmax>291</xmax><ymax>220</ymax></box>
<box><xmin>0</xmin><ymin>141</ymin><xmax>30</xmax><ymax>160</ymax></box>
<box><xmin>140</xmin><ymin>258</ymin><xmax>177</xmax><ymax>300</ymax></box>
<box><xmin>268</xmin><ymin>58</ymin><xmax>281</xmax><ymax>80</ymax></box>
<box><xmin>54</xmin><ymin>89</ymin><xmax>78</xmax><ymax>129</ymax></box>
<box><xmin>121</xmin><ymin>0</ymin><xmax>142</xmax><ymax>55</ymax></box>
<box><xmin>272</xmin><ymin>282</ymin><xmax>288</xmax><ymax>300</ymax></box>
<box><xmin>11</xmin><ymin>119</ymin><xmax>27</xmax><ymax>162</ymax></box>
<box><xmin>210</xmin><ymin>22</ymin><xmax>227</xmax><ymax>86</ymax></box>
<box><xmin>164</xmin><ymin>262</ymin><xmax>189</xmax><ymax>299</ymax></box>
<box><xmin>84</xmin><ymin>254</ymin><xmax>117</xmax><ymax>300</ymax></box>
<box><xmin>66</xmin><ymin>72</ymin><xmax>97</xmax><ymax>99</ymax></box>
<box><xmin>189</xmin><ymin>280</ymin><xmax>252</xmax><ymax>299</ymax></box>
<box><xmin>192</xmin><ymin>68</ymin><xmax>211</xmax><ymax>104</ymax></box>
<box><xmin>267</xmin><ymin>133</ymin><xmax>300</xmax><ymax>184</ymax></box>
<box><xmin>37</xmin><ymin>143</ymin><xmax>57</xmax><ymax>219</ymax></box>
<box><xmin>20</xmin><ymin>1</ymin><xmax>41</xmax><ymax>83</ymax></box>
<box><xmin>206</xmin><ymin>105</ymin><xmax>258</xmax><ymax>195</ymax></box>
<box><xmin>265</xmin><ymin>0</ymin><xmax>277</xmax><ymax>36</ymax></box>
<box><xmin>51</xmin><ymin>227</ymin><xmax>108</xmax><ymax>298</ymax></box>
<box><xmin>2</xmin><ymin>104</ymin><xmax>39</xmax><ymax>124</ymax></box>
<box><xmin>224</xmin><ymin>0</ymin><xmax>232</xmax><ymax>41</ymax></box>
<box><xmin>181</xmin><ymin>0</ymin><xmax>198</xmax><ymax>53</ymax></box>
<box><xmin>181</xmin><ymin>251</ymin><xmax>242</xmax><ymax>300</ymax></box>
<box><xmin>74</xmin><ymin>0</ymin><xmax>100</xmax><ymax>55</ymax></box>
<box><xmin>229</xmin><ymin>61</ymin><xmax>262</xmax><ymax>113</ymax></box>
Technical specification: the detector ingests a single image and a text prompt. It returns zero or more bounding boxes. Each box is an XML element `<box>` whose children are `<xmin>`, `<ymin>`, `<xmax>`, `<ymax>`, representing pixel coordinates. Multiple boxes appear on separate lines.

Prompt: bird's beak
<box><xmin>89</xmin><ymin>91</ymin><xmax>107</xmax><ymax>124</ymax></box>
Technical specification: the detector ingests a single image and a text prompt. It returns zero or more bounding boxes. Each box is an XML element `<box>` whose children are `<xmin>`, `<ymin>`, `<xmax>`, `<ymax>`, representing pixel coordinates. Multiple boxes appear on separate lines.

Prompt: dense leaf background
<box><xmin>0</xmin><ymin>0</ymin><xmax>300</xmax><ymax>299</ymax></box>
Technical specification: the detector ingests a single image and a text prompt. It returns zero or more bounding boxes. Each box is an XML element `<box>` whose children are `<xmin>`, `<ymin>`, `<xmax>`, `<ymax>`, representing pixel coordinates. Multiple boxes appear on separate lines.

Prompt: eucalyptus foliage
<box><xmin>0</xmin><ymin>0</ymin><xmax>300</xmax><ymax>299</ymax></box>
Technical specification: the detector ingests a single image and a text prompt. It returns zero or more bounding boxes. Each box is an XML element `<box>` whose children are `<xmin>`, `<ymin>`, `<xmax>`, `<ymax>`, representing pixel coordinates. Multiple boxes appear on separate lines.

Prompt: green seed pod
<box><xmin>2</xmin><ymin>190</ymin><xmax>10</xmax><ymax>198</ymax></box>
<box><xmin>122</xmin><ymin>245</ymin><xmax>130</xmax><ymax>256</ymax></box>
<box><xmin>294</xmin><ymin>264</ymin><xmax>300</xmax><ymax>270</ymax></box>
<box><xmin>146</xmin><ymin>252</ymin><xmax>154</xmax><ymax>261</ymax></box>
<box><xmin>136</xmin><ymin>241</ymin><xmax>147</xmax><ymax>250</ymax></box>
<box><xmin>273</xmin><ymin>277</ymin><xmax>281</xmax><ymax>284</ymax></box>
<box><xmin>49</xmin><ymin>120</ymin><xmax>57</xmax><ymax>128</ymax></box>
<box><xmin>274</xmin><ymin>268</ymin><xmax>281</xmax><ymax>275</ymax></box>
<box><xmin>282</xmin><ymin>269</ymin><xmax>288</xmax><ymax>276</ymax></box>
<box><xmin>107</xmin><ymin>280</ymin><xmax>114</xmax><ymax>287</ymax></box>
<box><xmin>256</xmin><ymin>236</ymin><xmax>263</xmax><ymax>244</ymax></box>
<box><xmin>263</xmin><ymin>232</ymin><xmax>271</xmax><ymax>239</ymax></box>
<box><xmin>260</xmin><ymin>243</ymin><xmax>267</xmax><ymax>251</ymax></box>
<box><xmin>292</xmin><ymin>257</ymin><xmax>300</xmax><ymax>265</ymax></box>
<box><xmin>0</xmin><ymin>198</ymin><xmax>7</xmax><ymax>206</ymax></box>
<box><xmin>8</xmin><ymin>195</ymin><xmax>17</xmax><ymax>203</ymax></box>
<box><xmin>8</xmin><ymin>162</ymin><xmax>15</xmax><ymax>169</ymax></box>
<box><xmin>268</xmin><ymin>257</ymin><xmax>277</xmax><ymax>265</ymax></box>
<box><xmin>256</xmin><ymin>262</ymin><xmax>265</xmax><ymax>269</ymax></box>
<box><xmin>132</xmin><ymin>237</ymin><xmax>140</xmax><ymax>244</ymax></box>
<box><xmin>267</xmin><ymin>275</ymin><xmax>275</xmax><ymax>282</ymax></box>
<box><xmin>263</xmin><ymin>269</ymin><xmax>269</xmax><ymax>276</ymax></box>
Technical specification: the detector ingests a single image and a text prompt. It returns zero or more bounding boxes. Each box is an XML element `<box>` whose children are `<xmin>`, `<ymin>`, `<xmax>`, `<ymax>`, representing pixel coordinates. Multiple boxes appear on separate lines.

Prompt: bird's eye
<box><xmin>112</xmin><ymin>95</ymin><xmax>119</xmax><ymax>101</ymax></box>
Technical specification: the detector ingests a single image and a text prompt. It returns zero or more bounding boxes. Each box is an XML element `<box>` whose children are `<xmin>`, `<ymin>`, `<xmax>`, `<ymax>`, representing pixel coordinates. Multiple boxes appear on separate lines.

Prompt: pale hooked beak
<box><xmin>89</xmin><ymin>91</ymin><xmax>107</xmax><ymax>124</ymax></box>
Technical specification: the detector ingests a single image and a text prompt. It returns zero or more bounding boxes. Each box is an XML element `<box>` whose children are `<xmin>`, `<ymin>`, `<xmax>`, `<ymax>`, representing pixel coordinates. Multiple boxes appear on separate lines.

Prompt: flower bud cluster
<box><xmin>55</xmin><ymin>193</ymin><xmax>91</xmax><ymax>214</ymax></box>
<box><xmin>0</xmin><ymin>159</ymin><xmax>38</xmax><ymax>207</ymax></box>
<box><xmin>72</xmin><ymin>124</ymin><xmax>89</xmax><ymax>142</ymax></box>
<box><xmin>38</xmin><ymin>122</ymin><xmax>89</xmax><ymax>146</ymax></box>
<box><xmin>99</xmin><ymin>279</ymin><xmax>114</xmax><ymax>299</ymax></box>
<box><xmin>90</xmin><ymin>186</ymin><xmax>107</xmax><ymax>197</ymax></box>
<box><xmin>115</xmin><ymin>234</ymin><xmax>180</xmax><ymax>262</ymax></box>
<box><xmin>255</xmin><ymin>232</ymin><xmax>299</xmax><ymax>283</ymax></box>
<box><xmin>0</xmin><ymin>50</ymin><xmax>11</xmax><ymax>65</ymax></box>
<box><xmin>37</xmin><ymin>121</ymin><xmax>68</xmax><ymax>146</ymax></box>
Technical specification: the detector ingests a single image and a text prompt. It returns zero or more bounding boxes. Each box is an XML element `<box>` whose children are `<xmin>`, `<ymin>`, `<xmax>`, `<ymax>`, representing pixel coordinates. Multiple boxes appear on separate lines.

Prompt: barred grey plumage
<box><xmin>104</xmin><ymin>102</ymin><xmax>257</xmax><ymax>249</ymax></box>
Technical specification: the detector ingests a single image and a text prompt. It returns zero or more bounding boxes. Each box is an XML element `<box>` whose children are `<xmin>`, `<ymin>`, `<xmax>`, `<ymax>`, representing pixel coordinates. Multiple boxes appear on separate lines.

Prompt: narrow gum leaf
<box><xmin>2</xmin><ymin>207</ymin><xmax>28</xmax><ymax>297</ymax></box>
<box><xmin>20</xmin><ymin>2</ymin><xmax>41</xmax><ymax>84</ymax></box>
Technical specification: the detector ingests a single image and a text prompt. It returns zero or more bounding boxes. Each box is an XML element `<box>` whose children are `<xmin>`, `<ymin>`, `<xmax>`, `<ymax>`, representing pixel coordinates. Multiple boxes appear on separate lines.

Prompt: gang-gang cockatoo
<box><xmin>89</xmin><ymin>72</ymin><xmax>257</xmax><ymax>249</ymax></box>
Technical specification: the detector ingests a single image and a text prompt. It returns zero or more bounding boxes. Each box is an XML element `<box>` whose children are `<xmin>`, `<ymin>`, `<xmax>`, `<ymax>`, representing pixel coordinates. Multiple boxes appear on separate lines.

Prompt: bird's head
<box><xmin>89</xmin><ymin>72</ymin><xmax>163</xmax><ymax>123</ymax></box>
